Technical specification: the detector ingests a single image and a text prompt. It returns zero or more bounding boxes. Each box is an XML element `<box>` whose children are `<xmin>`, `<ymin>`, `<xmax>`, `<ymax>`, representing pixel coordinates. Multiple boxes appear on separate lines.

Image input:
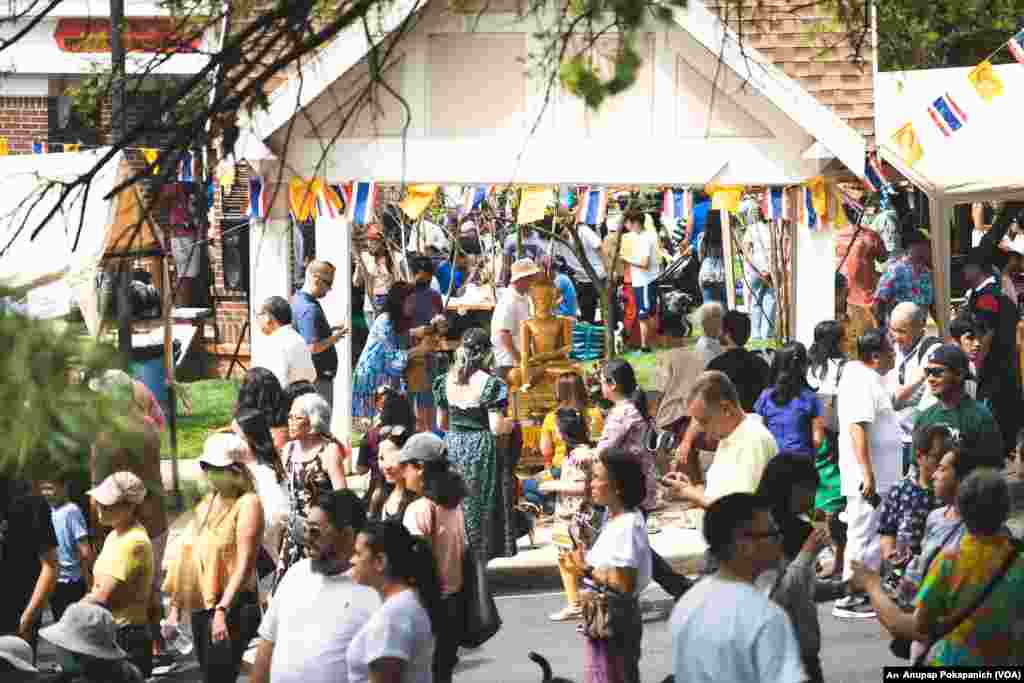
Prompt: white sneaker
<box><xmin>549</xmin><ymin>605</ymin><xmax>583</xmax><ymax>622</ymax></box>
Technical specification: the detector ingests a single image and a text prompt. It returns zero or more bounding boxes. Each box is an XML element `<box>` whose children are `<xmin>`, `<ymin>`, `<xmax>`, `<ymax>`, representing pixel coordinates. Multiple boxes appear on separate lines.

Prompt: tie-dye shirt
<box><xmin>915</xmin><ymin>533</ymin><xmax>1024</xmax><ymax>666</ymax></box>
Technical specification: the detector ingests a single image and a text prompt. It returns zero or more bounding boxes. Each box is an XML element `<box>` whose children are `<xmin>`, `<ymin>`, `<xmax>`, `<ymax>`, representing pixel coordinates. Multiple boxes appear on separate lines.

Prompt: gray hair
<box><xmin>699</xmin><ymin>302</ymin><xmax>725</xmax><ymax>338</ymax></box>
<box><xmin>890</xmin><ymin>301</ymin><xmax>925</xmax><ymax>328</ymax></box>
<box><xmin>687</xmin><ymin>370</ymin><xmax>740</xmax><ymax>410</ymax></box>
<box><xmin>957</xmin><ymin>468</ymin><xmax>1010</xmax><ymax>536</ymax></box>
<box><xmin>292</xmin><ymin>393</ymin><xmax>332</xmax><ymax>436</ymax></box>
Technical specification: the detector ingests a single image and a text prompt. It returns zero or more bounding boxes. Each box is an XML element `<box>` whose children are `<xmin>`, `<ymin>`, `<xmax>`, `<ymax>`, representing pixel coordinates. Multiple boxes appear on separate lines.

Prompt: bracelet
<box><xmin>214</xmin><ymin>605</ymin><xmax>228</xmax><ymax>612</ymax></box>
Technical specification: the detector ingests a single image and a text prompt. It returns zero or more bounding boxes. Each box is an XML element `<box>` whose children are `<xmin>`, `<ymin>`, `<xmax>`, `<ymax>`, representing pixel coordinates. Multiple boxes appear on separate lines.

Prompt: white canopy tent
<box><xmin>0</xmin><ymin>148</ymin><xmax>164</xmax><ymax>333</ymax></box>
<box><xmin>875</xmin><ymin>64</ymin><xmax>1024</xmax><ymax>333</ymax></box>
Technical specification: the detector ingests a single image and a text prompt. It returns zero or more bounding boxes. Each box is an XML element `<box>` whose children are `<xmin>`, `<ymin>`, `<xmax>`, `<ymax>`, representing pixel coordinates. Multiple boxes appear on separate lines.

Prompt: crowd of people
<box><xmin>2</xmin><ymin>199</ymin><xmax>1024</xmax><ymax>683</ymax></box>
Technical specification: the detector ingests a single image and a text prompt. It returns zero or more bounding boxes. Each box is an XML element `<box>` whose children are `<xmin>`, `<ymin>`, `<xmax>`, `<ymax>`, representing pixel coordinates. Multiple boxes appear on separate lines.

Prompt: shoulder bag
<box><xmin>580</xmin><ymin>581</ymin><xmax>638</xmax><ymax>640</ymax></box>
<box><xmin>912</xmin><ymin>540</ymin><xmax>1021</xmax><ymax>666</ymax></box>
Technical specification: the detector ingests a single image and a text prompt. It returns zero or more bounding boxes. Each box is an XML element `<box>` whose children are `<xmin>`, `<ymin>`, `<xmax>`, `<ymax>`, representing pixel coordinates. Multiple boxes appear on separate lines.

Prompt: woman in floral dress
<box><xmin>433</xmin><ymin>327</ymin><xmax>517</xmax><ymax>559</ymax></box>
<box><xmin>352</xmin><ymin>282</ymin><xmax>432</xmax><ymax>420</ymax></box>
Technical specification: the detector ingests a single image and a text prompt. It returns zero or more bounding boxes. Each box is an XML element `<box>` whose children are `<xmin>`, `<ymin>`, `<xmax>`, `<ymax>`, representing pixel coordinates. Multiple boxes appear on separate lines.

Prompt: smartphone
<box><xmin>860</xmin><ymin>484</ymin><xmax>882</xmax><ymax>507</ymax></box>
<box><xmin>658</xmin><ymin>477</ymin><xmax>676</xmax><ymax>488</ymax></box>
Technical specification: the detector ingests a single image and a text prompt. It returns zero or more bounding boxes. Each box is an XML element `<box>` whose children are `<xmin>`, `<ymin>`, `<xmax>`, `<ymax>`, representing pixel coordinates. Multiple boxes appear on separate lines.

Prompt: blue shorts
<box><xmin>633</xmin><ymin>282</ymin><xmax>658</xmax><ymax>320</ymax></box>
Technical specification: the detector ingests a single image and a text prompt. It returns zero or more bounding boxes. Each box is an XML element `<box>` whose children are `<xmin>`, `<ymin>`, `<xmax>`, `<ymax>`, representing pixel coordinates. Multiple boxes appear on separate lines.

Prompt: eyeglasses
<box><xmin>924</xmin><ymin>366</ymin><xmax>949</xmax><ymax>378</ymax></box>
<box><xmin>379</xmin><ymin>424</ymin><xmax>408</xmax><ymax>438</ymax></box>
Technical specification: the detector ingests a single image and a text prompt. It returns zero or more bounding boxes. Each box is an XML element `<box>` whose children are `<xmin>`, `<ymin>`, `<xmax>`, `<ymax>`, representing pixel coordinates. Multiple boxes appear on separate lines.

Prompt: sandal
<box><xmin>549</xmin><ymin>605</ymin><xmax>583</xmax><ymax>622</ymax></box>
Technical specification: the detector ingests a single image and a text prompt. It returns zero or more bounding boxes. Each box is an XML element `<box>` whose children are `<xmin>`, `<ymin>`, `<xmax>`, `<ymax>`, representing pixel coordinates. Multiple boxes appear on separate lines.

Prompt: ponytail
<box><xmin>362</xmin><ymin>521</ymin><xmax>445</xmax><ymax>634</ymax></box>
<box><xmin>602</xmin><ymin>358</ymin><xmax>649</xmax><ymax>421</ymax></box>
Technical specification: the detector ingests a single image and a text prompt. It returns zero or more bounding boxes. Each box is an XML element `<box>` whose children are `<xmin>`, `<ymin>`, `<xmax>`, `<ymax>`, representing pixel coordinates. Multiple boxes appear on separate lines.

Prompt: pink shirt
<box><xmin>404</xmin><ymin>498</ymin><xmax>465</xmax><ymax>596</ymax></box>
<box><xmin>595</xmin><ymin>401</ymin><xmax>658</xmax><ymax>512</ymax></box>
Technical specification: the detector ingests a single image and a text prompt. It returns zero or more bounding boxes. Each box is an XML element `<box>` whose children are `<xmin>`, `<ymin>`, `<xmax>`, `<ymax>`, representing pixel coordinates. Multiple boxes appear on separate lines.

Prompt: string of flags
<box><xmin>891</xmin><ymin>25</ymin><xmax>1024</xmax><ymax>166</ymax></box>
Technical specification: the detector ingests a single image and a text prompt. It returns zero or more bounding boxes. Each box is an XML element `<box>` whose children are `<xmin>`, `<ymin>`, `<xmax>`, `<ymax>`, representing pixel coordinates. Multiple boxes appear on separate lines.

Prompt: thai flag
<box><xmin>178</xmin><ymin>151</ymin><xmax>196</xmax><ymax>183</ymax></box>
<box><xmin>1009</xmin><ymin>29</ymin><xmax>1024</xmax><ymax>65</ymax></box>
<box><xmin>662</xmin><ymin>188</ymin><xmax>682</xmax><ymax>222</ymax></box>
<box><xmin>248</xmin><ymin>175</ymin><xmax>270</xmax><ymax>219</ymax></box>
<box><xmin>32</xmin><ymin>141</ymin><xmax>44</xmax><ymax>154</ymax></box>
<box><xmin>804</xmin><ymin>186</ymin><xmax>818</xmax><ymax>230</ymax></box>
<box><xmin>460</xmin><ymin>185</ymin><xmax>492</xmax><ymax>216</ymax></box>
<box><xmin>576</xmin><ymin>187</ymin><xmax>608</xmax><ymax>225</ymax></box>
<box><xmin>761</xmin><ymin>188</ymin><xmax>784</xmax><ymax>221</ymax></box>
<box><xmin>927</xmin><ymin>93</ymin><xmax>967</xmax><ymax>138</ymax></box>
<box><xmin>347</xmin><ymin>181</ymin><xmax>376</xmax><ymax>225</ymax></box>
<box><xmin>863</xmin><ymin>153</ymin><xmax>887</xmax><ymax>192</ymax></box>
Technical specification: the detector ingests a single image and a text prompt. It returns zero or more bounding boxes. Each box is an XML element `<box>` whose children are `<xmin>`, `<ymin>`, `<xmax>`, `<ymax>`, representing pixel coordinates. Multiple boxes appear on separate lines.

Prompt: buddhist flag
<box><xmin>318</xmin><ymin>182</ymin><xmax>343</xmax><ymax>220</ymax></box>
<box><xmin>968</xmin><ymin>61</ymin><xmax>1003</xmax><ymax>103</ymax></box>
<box><xmin>892</xmin><ymin>122</ymin><xmax>923</xmax><ymax>166</ymax></box>
<box><xmin>576</xmin><ymin>187</ymin><xmax>608</xmax><ymax>226</ymax></box>
<box><xmin>518</xmin><ymin>186</ymin><xmax>552</xmax><ymax>225</ymax></box>
<box><xmin>807</xmin><ymin>176</ymin><xmax>829</xmax><ymax>220</ymax></box>
<box><xmin>398</xmin><ymin>184</ymin><xmax>438</xmax><ymax>220</ymax></box>
<box><xmin>288</xmin><ymin>177</ymin><xmax>322</xmax><ymax>223</ymax></box>
<box><xmin>0</xmin><ymin>137</ymin><xmax>8</xmax><ymax>156</ymax></box>
<box><xmin>347</xmin><ymin>181</ymin><xmax>376</xmax><ymax>226</ymax></box>
<box><xmin>63</xmin><ymin>143</ymin><xmax>81</xmax><ymax>153</ymax></box>
<box><xmin>705</xmin><ymin>184</ymin><xmax>744</xmax><ymax>214</ymax></box>
<box><xmin>140</xmin><ymin>147</ymin><xmax>160</xmax><ymax>174</ymax></box>
<box><xmin>1008</xmin><ymin>29</ymin><xmax>1024</xmax><ymax>65</ymax></box>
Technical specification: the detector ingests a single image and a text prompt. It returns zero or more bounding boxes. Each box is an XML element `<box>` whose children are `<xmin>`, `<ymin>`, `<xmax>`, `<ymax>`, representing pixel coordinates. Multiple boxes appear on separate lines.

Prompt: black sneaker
<box><xmin>832</xmin><ymin>593</ymin><xmax>876</xmax><ymax>619</ymax></box>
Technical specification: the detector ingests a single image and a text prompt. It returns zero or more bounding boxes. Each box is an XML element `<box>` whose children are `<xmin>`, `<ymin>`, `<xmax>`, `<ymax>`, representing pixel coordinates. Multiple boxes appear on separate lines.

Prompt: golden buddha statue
<box><xmin>507</xmin><ymin>277</ymin><xmax>579</xmax><ymax>395</ymax></box>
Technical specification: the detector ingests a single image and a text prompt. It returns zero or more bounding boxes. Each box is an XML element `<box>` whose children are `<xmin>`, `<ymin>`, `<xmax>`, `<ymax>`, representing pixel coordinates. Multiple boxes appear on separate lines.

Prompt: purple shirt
<box><xmin>753</xmin><ymin>387</ymin><xmax>822</xmax><ymax>458</ymax></box>
<box><xmin>595</xmin><ymin>401</ymin><xmax>658</xmax><ymax>512</ymax></box>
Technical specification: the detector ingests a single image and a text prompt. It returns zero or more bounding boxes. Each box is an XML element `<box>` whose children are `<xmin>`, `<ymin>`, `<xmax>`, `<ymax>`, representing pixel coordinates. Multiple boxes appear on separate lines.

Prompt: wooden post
<box><xmin>161</xmin><ymin>243</ymin><xmax>181</xmax><ymax>509</ymax></box>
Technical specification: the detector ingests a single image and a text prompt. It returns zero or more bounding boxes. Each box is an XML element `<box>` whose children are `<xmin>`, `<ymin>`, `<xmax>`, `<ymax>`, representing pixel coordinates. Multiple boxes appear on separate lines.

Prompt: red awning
<box><xmin>54</xmin><ymin>18</ymin><xmax>199</xmax><ymax>53</ymax></box>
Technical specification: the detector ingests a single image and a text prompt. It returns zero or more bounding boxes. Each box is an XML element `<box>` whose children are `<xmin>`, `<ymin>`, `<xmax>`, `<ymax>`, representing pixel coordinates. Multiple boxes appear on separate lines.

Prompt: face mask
<box><xmin>57</xmin><ymin>647</ymin><xmax>85</xmax><ymax>675</ymax></box>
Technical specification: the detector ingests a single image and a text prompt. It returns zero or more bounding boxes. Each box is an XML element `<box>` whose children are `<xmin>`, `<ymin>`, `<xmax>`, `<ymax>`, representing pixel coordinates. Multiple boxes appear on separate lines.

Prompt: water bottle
<box><xmin>160</xmin><ymin>619</ymin><xmax>194</xmax><ymax>656</ymax></box>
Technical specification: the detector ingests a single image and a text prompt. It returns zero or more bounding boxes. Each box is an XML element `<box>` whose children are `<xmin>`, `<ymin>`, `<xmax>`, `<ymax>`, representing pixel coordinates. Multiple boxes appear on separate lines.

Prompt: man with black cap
<box><xmin>914</xmin><ymin>344</ymin><xmax>1003</xmax><ymax>468</ymax></box>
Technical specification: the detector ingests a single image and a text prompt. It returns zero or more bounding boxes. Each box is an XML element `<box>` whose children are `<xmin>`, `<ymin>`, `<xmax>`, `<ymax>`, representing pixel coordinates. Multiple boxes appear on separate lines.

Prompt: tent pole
<box><xmin>161</xmin><ymin>250</ymin><xmax>181</xmax><ymax>509</ymax></box>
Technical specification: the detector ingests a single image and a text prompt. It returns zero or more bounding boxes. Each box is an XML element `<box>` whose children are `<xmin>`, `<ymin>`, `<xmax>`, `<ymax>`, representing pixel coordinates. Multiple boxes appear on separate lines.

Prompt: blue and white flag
<box><xmin>248</xmin><ymin>175</ymin><xmax>269</xmax><ymax>219</ymax></box>
<box><xmin>576</xmin><ymin>187</ymin><xmax>608</xmax><ymax>226</ymax></box>
<box><xmin>347</xmin><ymin>181</ymin><xmax>376</xmax><ymax>225</ymax></box>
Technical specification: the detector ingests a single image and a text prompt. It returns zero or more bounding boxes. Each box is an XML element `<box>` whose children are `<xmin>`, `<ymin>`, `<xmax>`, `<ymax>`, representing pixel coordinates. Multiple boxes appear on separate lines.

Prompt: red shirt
<box><xmin>835</xmin><ymin>227</ymin><xmax>886</xmax><ymax>307</ymax></box>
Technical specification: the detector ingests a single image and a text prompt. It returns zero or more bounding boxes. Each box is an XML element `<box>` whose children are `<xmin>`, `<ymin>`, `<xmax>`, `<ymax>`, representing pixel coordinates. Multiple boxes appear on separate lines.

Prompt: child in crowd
<box><xmin>541</xmin><ymin>408</ymin><xmax>598</xmax><ymax>622</ymax></box>
<box><xmin>876</xmin><ymin>424</ymin><xmax>944</xmax><ymax>592</ymax></box>
<box><xmin>38</xmin><ymin>474</ymin><xmax>94</xmax><ymax>622</ymax></box>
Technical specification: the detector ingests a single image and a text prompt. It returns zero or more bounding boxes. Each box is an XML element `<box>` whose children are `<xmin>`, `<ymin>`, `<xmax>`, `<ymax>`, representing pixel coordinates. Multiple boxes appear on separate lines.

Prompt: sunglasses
<box><xmin>379</xmin><ymin>424</ymin><xmax>408</xmax><ymax>438</ymax></box>
<box><xmin>200</xmin><ymin>462</ymin><xmax>243</xmax><ymax>473</ymax></box>
<box><xmin>924</xmin><ymin>366</ymin><xmax>950</xmax><ymax>378</ymax></box>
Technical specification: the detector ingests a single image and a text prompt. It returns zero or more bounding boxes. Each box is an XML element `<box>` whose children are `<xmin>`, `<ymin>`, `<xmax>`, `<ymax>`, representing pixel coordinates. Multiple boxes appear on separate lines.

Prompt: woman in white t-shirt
<box><xmin>563</xmin><ymin>449</ymin><xmax>652</xmax><ymax>683</ymax></box>
<box><xmin>348</xmin><ymin>521</ymin><xmax>440</xmax><ymax>683</ymax></box>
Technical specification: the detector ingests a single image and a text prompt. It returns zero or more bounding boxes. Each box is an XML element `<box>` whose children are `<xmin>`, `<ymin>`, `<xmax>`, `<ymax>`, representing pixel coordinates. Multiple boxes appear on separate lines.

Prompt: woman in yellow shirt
<box><xmin>84</xmin><ymin>471</ymin><xmax>154</xmax><ymax>677</ymax></box>
<box><xmin>523</xmin><ymin>373</ymin><xmax>604</xmax><ymax>510</ymax></box>
<box><xmin>164</xmin><ymin>436</ymin><xmax>264</xmax><ymax>683</ymax></box>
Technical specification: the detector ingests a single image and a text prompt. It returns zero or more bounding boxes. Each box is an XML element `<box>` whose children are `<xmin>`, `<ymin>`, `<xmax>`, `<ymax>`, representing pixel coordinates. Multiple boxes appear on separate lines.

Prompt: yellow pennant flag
<box><xmin>0</xmin><ymin>137</ymin><xmax>8</xmax><ymax>156</ymax></box>
<box><xmin>288</xmin><ymin>177</ymin><xmax>323</xmax><ymax>222</ymax></box>
<box><xmin>140</xmin><ymin>147</ymin><xmax>160</xmax><ymax>175</ymax></box>
<box><xmin>807</xmin><ymin>176</ymin><xmax>829</xmax><ymax>220</ymax></box>
<box><xmin>705</xmin><ymin>184</ymin><xmax>744</xmax><ymax>214</ymax></box>
<box><xmin>63</xmin><ymin>143</ymin><xmax>81</xmax><ymax>153</ymax></box>
<box><xmin>968</xmin><ymin>61</ymin><xmax>1003</xmax><ymax>103</ymax></box>
<box><xmin>518</xmin><ymin>186</ymin><xmax>553</xmax><ymax>225</ymax></box>
<box><xmin>399</xmin><ymin>184</ymin><xmax>439</xmax><ymax>220</ymax></box>
<box><xmin>891</xmin><ymin>122</ymin><xmax>923</xmax><ymax>166</ymax></box>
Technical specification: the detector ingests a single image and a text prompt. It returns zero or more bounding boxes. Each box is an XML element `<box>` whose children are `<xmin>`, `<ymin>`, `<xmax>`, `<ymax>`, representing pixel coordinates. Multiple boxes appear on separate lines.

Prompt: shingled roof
<box><xmin>708</xmin><ymin>0</ymin><xmax>875</xmax><ymax>145</ymax></box>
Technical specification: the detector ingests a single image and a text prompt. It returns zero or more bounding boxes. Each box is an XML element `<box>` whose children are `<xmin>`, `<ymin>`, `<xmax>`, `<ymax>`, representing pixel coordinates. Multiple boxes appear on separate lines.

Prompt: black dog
<box><xmin>528</xmin><ymin>652</ymin><xmax>575</xmax><ymax>683</ymax></box>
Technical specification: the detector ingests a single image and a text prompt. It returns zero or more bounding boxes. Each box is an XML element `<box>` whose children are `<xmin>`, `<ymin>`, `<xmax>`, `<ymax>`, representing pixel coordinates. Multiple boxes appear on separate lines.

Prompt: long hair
<box><xmin>599</xmin><ymin>449</ymin><xmax>645</xmax><ymax>510</ymax></box>
<box><xmin>555</xmin><ymin>373</ymin><xmax>589</xmax><ymax>410</ymax></box>
<box><xmin>808</xmin><ymin>320</ymin><xmax>845</xmax><ymax>382</ymax></box>
<box><xmin>383</xmin><ymin>282</ymin><xmax>412</xmax><ymax>334</ymax></box>
<box><xmin>234</xmin><ymin>408</ymin><xmax>284</xmax><ymax>483</ymax></box>
<box><xmin>602</xmin><ymin>358</ymin><xmax>649</xmax><ymax>422</ymax></box>
<box><xmin>555</xmin><ymin>408</ymin><xmax>591</xmax><ymax>449</ymax></box>
<box><xmin>754</xmin><ymin>454</ymin><xmax>819</xmax><ymax>559</ymax></box>
<box><xmin>236</xmin><ymin>367</ymin><xmax>284</xmax><ymax>422</ymax></box>
<box><xmin>362</xmin><ymin>521</ymin><xmax>444</xmax><ymax>634</ymax></box>
<box><xmin>769</xmin><ymin>341</ymin><xmax>811</xmax><ymax>407</ymax></box>
<box><xmin>450</xmin><ymin>328</ymin><xmax>493</xmax><ymax>385</ymax></box>
<box><xmin>421</xmin><ymin>459</ymin><xmax>468</xmax><ymax>510</ymax></box>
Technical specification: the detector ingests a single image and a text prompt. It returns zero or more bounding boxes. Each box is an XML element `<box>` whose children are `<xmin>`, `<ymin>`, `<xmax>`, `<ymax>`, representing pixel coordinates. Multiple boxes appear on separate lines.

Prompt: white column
<box><xmin>315</xmin><ymin>216</ymin><xmax>353</xmax><ymax>443</ymax></box>
<box><xmin>248</xmin><ymin>216</ymin><xmax>292</xmax><ymax>366</ymax></box>
<box><xmin>927</xmin><ymin>194</ymin><xmax>952</xmax><ymax>336</ymax></box>
<box><xmin>793</xmin><ymin>223</ymin><xmax>836</xmax><ymax>347</ymax></box>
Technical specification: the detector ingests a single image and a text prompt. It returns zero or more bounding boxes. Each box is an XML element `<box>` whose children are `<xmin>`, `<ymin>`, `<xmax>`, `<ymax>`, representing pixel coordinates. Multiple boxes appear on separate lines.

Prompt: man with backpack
<box><xmin>885</xmin><ymin>302</ymin><xmax>942</xmax><ymax>476</ymax></box>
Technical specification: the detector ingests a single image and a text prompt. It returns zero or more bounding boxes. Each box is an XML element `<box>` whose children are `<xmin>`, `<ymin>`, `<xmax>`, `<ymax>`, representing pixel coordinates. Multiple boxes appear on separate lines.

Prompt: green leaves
<box><xmin>558</xmin><ymin>32</ymin><xmax>642</xmax><ymax>110</ymax></box>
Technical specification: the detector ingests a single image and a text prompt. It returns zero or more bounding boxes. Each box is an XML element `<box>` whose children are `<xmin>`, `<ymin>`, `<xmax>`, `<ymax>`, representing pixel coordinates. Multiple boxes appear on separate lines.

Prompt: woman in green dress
<box><xmin>433</xmin><ymin>327</ymin><xmax>517</xmax><ymax>559</ymax></box>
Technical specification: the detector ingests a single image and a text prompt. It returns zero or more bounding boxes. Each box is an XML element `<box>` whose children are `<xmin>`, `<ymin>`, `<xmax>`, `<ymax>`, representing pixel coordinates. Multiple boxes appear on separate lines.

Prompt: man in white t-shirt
<box><xmin>490</xmin><ymin>258</ymin><xmax>540</xmax><ymax>382</ymax></box>
<box><xmin>557</xmin><ymin>223</ymin><xmax>608</xmax><ymax>325</ymax></box>
<box><xmin>671</xmin><ymin>493</ymin><xmax>805</xmax><ymax>683</ymax></box>
<box><xmin>252</xmin><ymin>490</ymin><xmax>380</xmax><ymax>683</ymax></box>
<box><xmin>834</xmin><ymin>329</ymin><xmax>903</xmax><ymax>619</ymax></box>
<box><xmin>255</xmin><ymin>296</ymin><xmax>317</xmax><ymax>388</ymax></box>
<box><xmin>621</xmin><ymin>211</ymin><xmax>662</xmax><ymax>352</ymax></box>
<box><xmin>885</xmin><ymin>302</ymin><xmax>941</xmax><ymax>474</ymax></box>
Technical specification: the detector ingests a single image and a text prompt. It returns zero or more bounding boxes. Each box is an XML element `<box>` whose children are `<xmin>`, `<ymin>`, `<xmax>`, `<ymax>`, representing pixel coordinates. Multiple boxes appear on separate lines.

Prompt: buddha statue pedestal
<box><xmin>505</xmin><ymin>277</ymin><xmax>582</xmax><ymax>420</ymax></box>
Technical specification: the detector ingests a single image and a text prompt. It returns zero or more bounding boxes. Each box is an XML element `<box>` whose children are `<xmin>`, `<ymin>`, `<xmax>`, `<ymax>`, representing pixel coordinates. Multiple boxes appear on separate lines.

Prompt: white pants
<box><xmin>841</xmin><ymin>494</ymin><xmax>882</xmax><ymax>582</ymax></box>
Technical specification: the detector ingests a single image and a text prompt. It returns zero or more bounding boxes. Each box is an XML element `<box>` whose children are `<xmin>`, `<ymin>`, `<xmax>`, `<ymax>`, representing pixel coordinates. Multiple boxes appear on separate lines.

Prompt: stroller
<box><xmin>656</xmin><ymin>250</ymin><xmax>701</xmax><ymax>338</ymax></box>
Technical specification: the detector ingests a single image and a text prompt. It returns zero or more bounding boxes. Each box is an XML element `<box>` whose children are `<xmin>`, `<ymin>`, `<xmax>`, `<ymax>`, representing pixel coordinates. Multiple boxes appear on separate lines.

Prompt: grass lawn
<box><xmin>161</xmin><ymin>378</ymin><xmax>240</xmax><ymax>458</ymax></box>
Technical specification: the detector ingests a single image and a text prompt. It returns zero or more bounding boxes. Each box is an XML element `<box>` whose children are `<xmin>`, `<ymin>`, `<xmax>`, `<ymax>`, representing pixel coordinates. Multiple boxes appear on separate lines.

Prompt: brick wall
<box><xmin>0</xmin><ymin>97</ymin><xmax>50</xmax><ymax>152</ymax></box>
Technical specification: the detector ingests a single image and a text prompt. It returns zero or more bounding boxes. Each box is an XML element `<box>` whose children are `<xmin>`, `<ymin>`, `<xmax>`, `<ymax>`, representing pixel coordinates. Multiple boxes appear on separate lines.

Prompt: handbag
<box><xmin>580</xmin><ymin>582</ymin><xmax>636</xmax><ymax>640</ymax></box>
<box><xmin>912</xmin><ymin>540</ymin><xmax>1021</xmax><ymax>666</ymax></box>
<box><xmin>459</xmin><ymin>549</ymin><xmax>502</xmax><ymax>648</ymax></box>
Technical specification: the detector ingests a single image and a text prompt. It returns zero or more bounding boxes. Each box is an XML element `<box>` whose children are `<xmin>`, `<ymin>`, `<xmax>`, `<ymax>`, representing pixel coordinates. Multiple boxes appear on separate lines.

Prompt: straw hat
<box><xmin>39</xmin><ymin>603</ymin><xmax>127</xmax><ymax>661</ymax></box>
<box><xmin>509</xmin><ymin>258</ymin><xmax>541</xmax><ymax>283</ymax></box>
<box><xmin>87</xmin><ymin>471</ymin><xmax>146</xmax><ymax>507</ymax></box>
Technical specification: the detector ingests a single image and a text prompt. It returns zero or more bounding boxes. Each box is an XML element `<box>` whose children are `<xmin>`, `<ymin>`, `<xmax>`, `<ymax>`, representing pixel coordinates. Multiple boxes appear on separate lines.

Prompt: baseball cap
<box><xmin>928</xmin><ymin>344</ymin><xmax>972</xmax><ymax>378</ymax></box>
<box><xmin>398</xmin><ymin>432</ymin><xmax>448</xmax><ymax>465</ymax></box>
<box><xmin>87</xmin><ymin>471</ymin><xmax>146</xmax><ymax>506</ymax></box>
<box><xmin>199</xmin><ymin>433</ymin><xmax>246</xmax><ymax>468</ymax></box>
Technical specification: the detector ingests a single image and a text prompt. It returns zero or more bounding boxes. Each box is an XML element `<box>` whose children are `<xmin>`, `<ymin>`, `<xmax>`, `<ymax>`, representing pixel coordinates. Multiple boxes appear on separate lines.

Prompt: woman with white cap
<box><xmin>39</xmin><ymin>602</ymin><xmax>143</xmax><ymax>682</ymax></box>
<box><xmin>163</xmin><ymin>435</ymin><xmax>263</xmax><ymax>683</ymax></box>
<box><xmin>83</xmin><ymin>471</ymin><xmax>154</xmax><ymax>678</ymax></box>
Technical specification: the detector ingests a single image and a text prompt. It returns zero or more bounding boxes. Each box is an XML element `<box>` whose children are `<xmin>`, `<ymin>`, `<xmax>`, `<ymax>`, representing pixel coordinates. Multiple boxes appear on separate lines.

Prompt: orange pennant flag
<box><xmin>968</xmin><ymin>61</ymin><xmax>1003</xmax><ymax>103</ymax></box>
<box><xmin>891</xmin><ymin>122</ymin><xmax>923</xmax><ymax>166</ymax></box>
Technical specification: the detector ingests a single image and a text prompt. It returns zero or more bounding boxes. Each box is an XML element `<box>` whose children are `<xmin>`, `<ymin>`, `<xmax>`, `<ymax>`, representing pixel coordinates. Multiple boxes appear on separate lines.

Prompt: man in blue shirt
<box><xmin>554</xmin><ymin>271</ymin><xmax>578</xmax><ymax>319</ymax></box>
<box><xmin>435</xmin><ymin>252</ymin><xmax>467</xmax><ymax>297</ymax></box>
<box><xmin>291</xmin><ymin>260</ymin><xmax>348</xmax><ymax>413</ymax></box>
<box><xmin>38</xmin><ymin>475</ymin><xmax>93</xmax><ymax>622</ymax></box>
